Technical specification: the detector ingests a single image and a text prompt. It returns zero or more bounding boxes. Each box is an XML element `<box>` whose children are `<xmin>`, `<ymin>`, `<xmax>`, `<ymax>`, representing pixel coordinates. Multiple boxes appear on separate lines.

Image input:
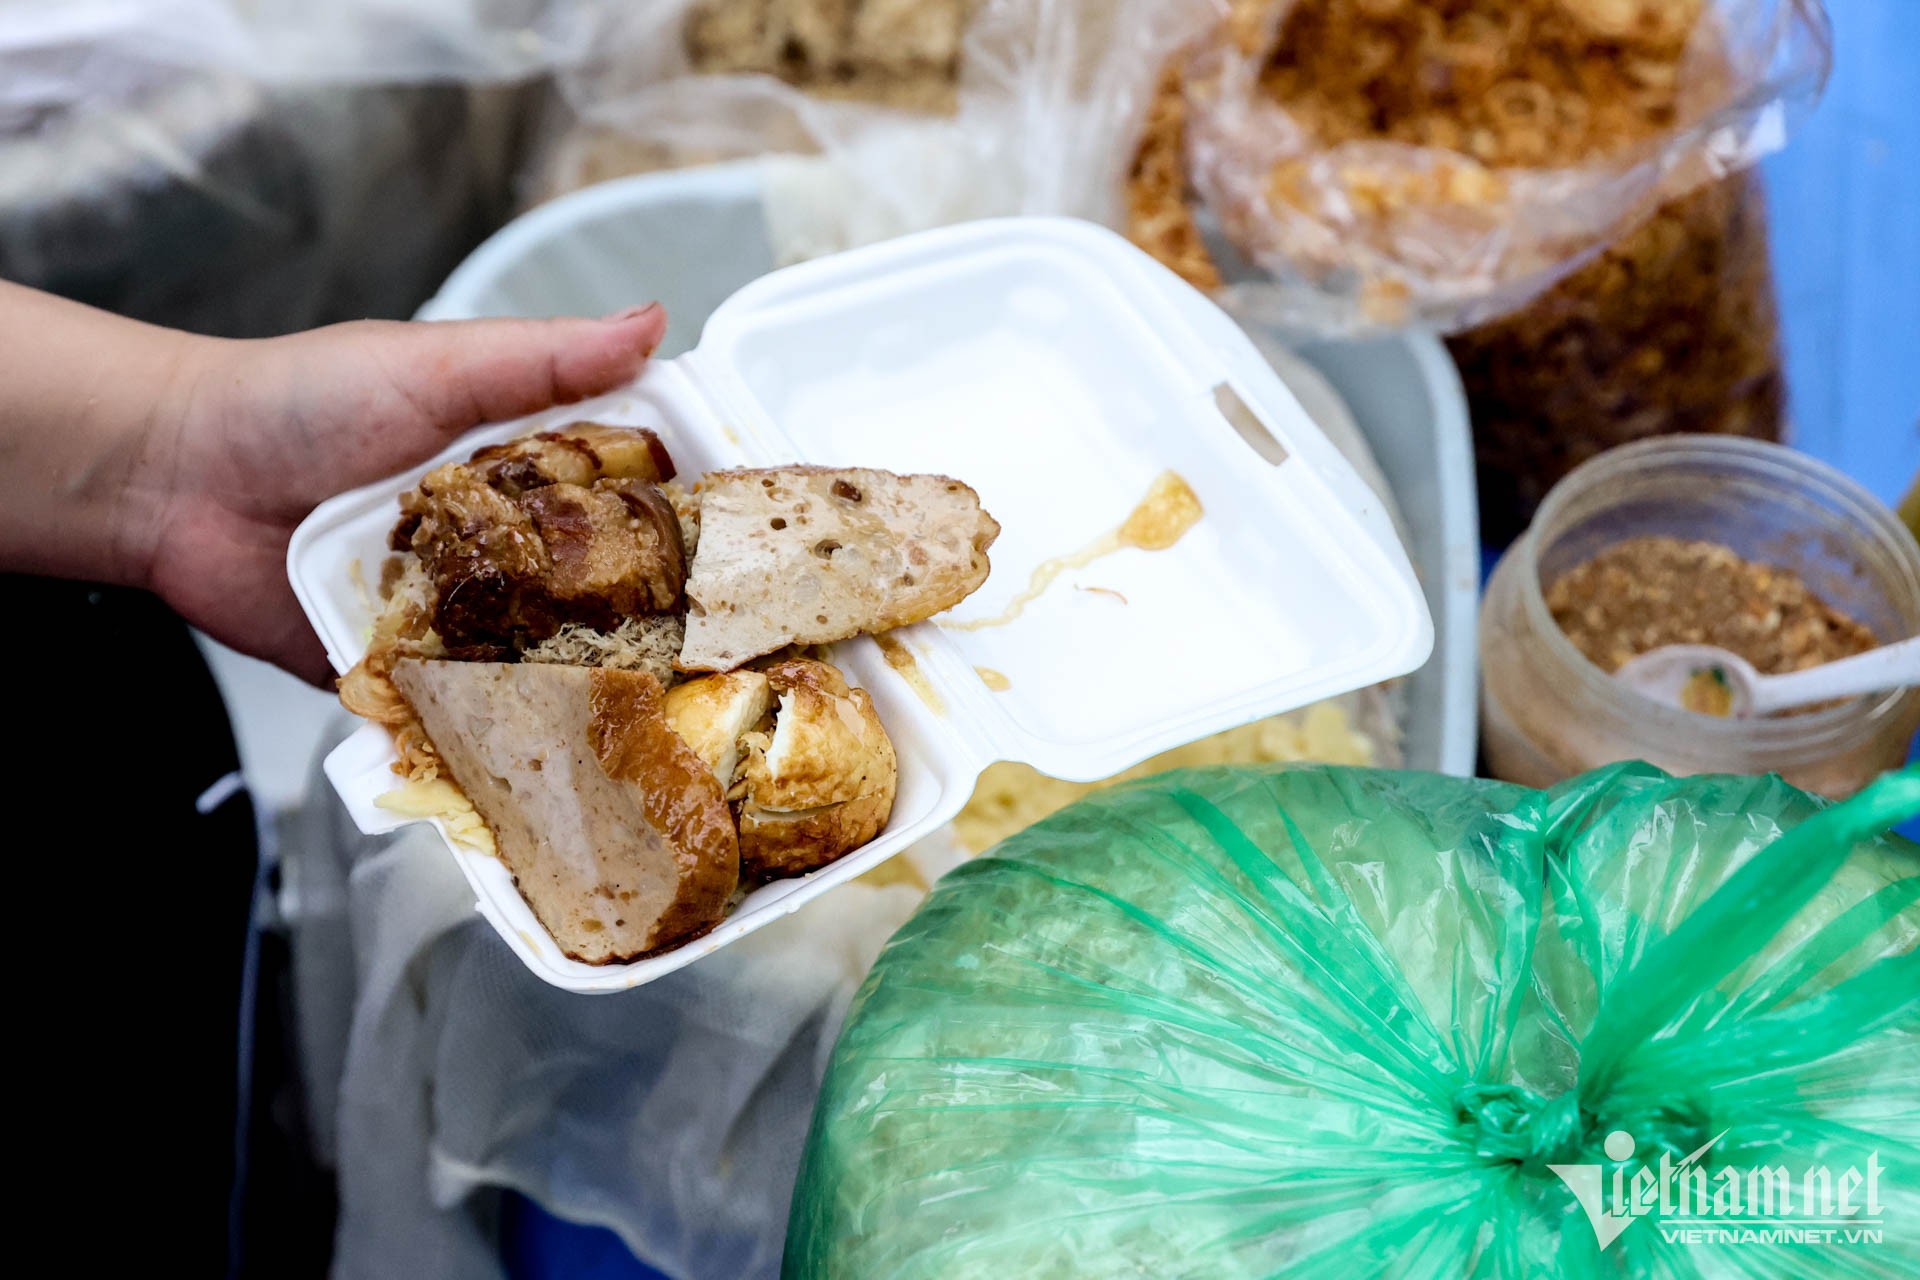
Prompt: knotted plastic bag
<box><xmin>787</xmin><ymin>763</ymin><xmax>1919</xmax><ymax>1277</ymax></box>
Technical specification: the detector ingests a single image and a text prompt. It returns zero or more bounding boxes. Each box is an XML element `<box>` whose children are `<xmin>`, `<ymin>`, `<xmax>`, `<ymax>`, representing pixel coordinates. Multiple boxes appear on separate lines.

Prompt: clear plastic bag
<box><xmin>1450</xmin><ymin>173</ymin><xmax>1788</xmax><ymax>538</ymax></box>
<box><xmin>1179</xmin><ymin>0</ymin><xmax>1828</xmax><ymax>335</ymax></box>
<box><xmin>789</xmin><ymin>763</ymin><xmax>1920</xmax><ymax>1277</ymax></box>
<box><xmin>1148</xmin><ymin>0</ymin><xmax>1827</xmax><ymax>538</ymax></box>
<box><xmin>534</xmin><ymin>0</ymin><xmax>1221</xmax><ymax>261</ymax></box>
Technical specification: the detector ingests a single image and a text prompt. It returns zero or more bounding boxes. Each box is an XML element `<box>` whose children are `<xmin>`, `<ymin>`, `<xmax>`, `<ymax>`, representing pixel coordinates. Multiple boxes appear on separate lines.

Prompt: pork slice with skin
<box><xmin>391</xmin><ymin>660</ymin><xmax>739</xmax><ymax>963</ymax></box>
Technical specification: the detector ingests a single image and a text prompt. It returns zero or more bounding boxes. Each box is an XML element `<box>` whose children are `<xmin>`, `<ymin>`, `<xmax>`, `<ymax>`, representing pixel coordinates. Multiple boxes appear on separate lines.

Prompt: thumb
<box><xmin>369</xmin><ymin>303</ymin><xmax>669</xmax><ymax>440</ymax></box>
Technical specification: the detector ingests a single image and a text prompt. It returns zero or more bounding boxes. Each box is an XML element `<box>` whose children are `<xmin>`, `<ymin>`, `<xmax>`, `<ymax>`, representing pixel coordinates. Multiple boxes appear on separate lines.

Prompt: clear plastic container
<box><xmin>1481</xmin><ymin>437</ymin><xmax>1920</xmax><ymax>797</ymax></box>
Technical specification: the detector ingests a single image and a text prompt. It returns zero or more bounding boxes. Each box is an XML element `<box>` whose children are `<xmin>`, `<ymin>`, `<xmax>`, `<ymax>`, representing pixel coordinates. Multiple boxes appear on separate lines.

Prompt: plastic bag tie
<box><xmin>1452</xmin><ymin>1083</ymin><xmax>1586</xmax><ymax>1169</ymax></box>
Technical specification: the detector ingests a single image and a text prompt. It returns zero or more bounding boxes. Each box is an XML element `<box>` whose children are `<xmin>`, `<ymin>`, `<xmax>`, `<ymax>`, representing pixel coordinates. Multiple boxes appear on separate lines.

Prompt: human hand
<box><xmin>145</xmin><ymin>307</ymin><xmax>670</xmax><ymax>684</ymax></box>
<box><xmin>0</xmin><ymin>281</ymin><xmax>668</xmax><ymax>685</ymax></box>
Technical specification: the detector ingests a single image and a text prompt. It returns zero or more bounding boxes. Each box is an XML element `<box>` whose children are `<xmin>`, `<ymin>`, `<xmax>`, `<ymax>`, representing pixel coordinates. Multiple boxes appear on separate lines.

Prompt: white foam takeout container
<box><xmin>289</xmin><ymin>216</ymin><xmax>1433</xmax><ymax>993</ymax></box>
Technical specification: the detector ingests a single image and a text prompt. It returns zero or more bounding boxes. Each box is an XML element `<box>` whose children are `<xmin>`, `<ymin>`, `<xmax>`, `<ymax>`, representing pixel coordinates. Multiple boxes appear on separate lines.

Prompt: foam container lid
<box><xmin>289</xmin><ymin>217</ymin><xmax>1433</xmax><ymax>992</ymax></box>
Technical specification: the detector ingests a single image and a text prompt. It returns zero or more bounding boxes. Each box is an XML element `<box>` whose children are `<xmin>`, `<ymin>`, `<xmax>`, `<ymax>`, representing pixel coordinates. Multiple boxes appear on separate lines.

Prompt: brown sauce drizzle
<box><xmin>946</xmin><ymin>472</ymin><xmax>1202</xmax><ymax>632</ymax></box>
<box><xmin>875</xmin><ymin>633</ymin><xmax>948</xmax><ymax>715</ymax></box>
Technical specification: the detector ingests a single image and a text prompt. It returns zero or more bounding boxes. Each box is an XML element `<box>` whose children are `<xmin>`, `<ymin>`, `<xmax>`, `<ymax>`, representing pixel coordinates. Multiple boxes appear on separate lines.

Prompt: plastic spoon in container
<box><xmin>1616</xmin><ymin>636</ymin><xmax>1920</xmax><ymax>719</ymax></box>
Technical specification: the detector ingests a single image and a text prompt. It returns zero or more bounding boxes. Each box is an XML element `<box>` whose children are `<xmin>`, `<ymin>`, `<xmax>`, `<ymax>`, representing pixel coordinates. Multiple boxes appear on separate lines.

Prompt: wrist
<box><xmin>0</xmin><ymin>282</ymin><xmax>222</xmax><ymax>592</ymax></box>
<box><xmin>113</xmin><ymin>329</ymin><xmax>223</xmax><ymax>593</ymax></box>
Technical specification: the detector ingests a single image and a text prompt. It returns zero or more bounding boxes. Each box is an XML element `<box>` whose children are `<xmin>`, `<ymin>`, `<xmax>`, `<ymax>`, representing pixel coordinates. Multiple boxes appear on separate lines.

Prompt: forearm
<box><xmin>0</xmin><ymin>281</ymin><xmax>217</xmax><ymax>588</ymax></box>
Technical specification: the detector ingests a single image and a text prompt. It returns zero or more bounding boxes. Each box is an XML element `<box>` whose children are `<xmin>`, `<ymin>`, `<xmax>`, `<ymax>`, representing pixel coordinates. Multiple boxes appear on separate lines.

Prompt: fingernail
<box><xmin>601</xmin><ymin>302</ymin><xmax>663</xmax><ymax>325</ymax></box>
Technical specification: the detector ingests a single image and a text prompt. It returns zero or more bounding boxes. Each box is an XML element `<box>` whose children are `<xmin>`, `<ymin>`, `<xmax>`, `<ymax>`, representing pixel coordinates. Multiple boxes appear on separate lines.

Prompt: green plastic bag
<box><xmin>787</xmin><ymin>764</ymin><xmax>1920</xmax><ymax>1278</ymax></box>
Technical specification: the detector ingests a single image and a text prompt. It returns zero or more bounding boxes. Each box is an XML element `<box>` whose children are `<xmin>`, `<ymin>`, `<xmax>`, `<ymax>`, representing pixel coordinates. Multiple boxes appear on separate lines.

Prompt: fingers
<box><xmin>369</xmin><ymin>304</ymin><xmax>669</xmax><ymax>440</ymax></box>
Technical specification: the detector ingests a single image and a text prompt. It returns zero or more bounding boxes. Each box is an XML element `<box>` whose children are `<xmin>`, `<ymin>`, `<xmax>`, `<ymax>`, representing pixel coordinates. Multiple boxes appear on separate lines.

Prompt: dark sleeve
<box><xmin>3</xmin><ymin>574</ymin><xmax>257</xmax><ymax>1272</ymax></box>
